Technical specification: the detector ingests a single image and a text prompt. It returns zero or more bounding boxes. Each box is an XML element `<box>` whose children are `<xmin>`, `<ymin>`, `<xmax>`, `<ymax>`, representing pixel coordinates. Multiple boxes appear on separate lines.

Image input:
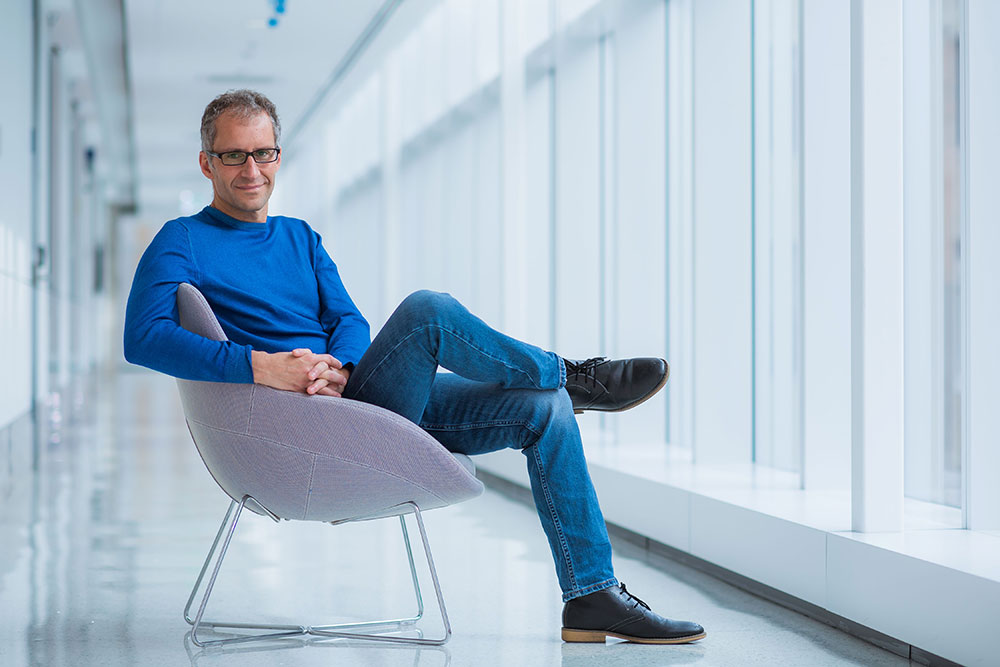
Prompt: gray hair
<box><xmin>200</xmin><ymin>89</ymin><xmax>281</xmax><ymax>153</ymax></box>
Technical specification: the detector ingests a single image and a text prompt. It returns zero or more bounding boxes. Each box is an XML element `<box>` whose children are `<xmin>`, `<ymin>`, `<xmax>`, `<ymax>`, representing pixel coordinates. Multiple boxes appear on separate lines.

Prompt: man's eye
<box><xmin>223</xmin><ymin>152</ymin><xmax>245</xmax><ymax>161</ymax></box>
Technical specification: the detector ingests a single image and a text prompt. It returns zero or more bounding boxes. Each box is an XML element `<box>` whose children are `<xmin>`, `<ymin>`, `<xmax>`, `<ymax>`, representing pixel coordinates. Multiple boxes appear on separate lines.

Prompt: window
<box><xmin>902</xmin><ymin>0</ymin><xmax>966</xmax><ymax>516</ymax></box>
<box><xmin>752</xmin><ymin>0</ymin><xmax>803</xmax><ymax>474</ymax></box>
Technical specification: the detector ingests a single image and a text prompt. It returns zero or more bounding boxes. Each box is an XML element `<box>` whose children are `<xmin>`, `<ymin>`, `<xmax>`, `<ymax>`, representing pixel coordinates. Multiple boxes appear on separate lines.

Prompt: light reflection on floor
<box><xmin>0</xmin><ymin>370</ymin><xmax>913</xmax><ymax>666</ymax></box>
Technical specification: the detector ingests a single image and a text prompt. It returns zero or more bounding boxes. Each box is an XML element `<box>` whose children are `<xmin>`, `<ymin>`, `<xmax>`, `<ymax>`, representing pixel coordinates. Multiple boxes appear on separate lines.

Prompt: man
<box><xmin>124</xmin><ymin>89</ymin><xmax>705</xmax><ymax>645</ymax></box>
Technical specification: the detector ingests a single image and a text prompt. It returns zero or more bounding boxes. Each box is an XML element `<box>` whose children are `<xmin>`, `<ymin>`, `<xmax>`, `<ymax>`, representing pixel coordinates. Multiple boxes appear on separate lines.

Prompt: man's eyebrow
<box><xmin>213</xmin><ymin>146</ymin><xmax>274</xmax><ymax>152</ymax></box>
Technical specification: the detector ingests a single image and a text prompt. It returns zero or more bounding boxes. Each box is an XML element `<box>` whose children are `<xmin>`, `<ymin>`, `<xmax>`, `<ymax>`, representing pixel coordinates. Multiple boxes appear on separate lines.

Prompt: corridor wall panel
<box><xmin>967</xmin><ymin>0</ymin><xmax>1000</xmax><ymax>529</ymax></box>
<box><xmin>522</xmin><ymin>77</ymin><xmax>554</xmax><ymax>352</ymax></box>
<box><xmin>473</xmin><ymin>109</ymin><xmax>503</xmax><ymax>329</ymax></box>
<box><xmin>801</xmin><ymin>0</ymin><xmax>852</xmax><ymax>492</ymax></box>
<box><xmin>612</xmin><ymin>3</ymin><xmax>668</xmax><ymax>446</ymax></box>
<box><xmin>331</xmin><ymin>181</ymin><xmax>384</xmax><ymax>330</ymax></box>
<box><xmin>441</xmin><ymin>123</ymin><xmax>477</xmax><ymax>321</ymax></box>
<box><xmin>691</xmin><ymin>0</ymin><xmax>754</xmax><ymax>462</ymax></box>
<box><xmin>553</xmin><ymin>41</ymin><xmax>601</xmax><ymax>361</ymax></box>
<box><xmin>0</xmin><ymin>0</ymin><xmax>36</xmax><ymax>426</ymax></box>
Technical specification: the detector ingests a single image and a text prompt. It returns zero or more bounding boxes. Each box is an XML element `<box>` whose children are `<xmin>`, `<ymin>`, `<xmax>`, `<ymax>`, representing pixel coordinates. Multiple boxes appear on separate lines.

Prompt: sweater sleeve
<box><xmin>123</xmin><ymin>220</ymin><xmax>255</xmax><ymax>382</ymax></box>
<box><xmin>314</xmin><ymin>235</ymin><xmax>371</xmax><ymax>367</ymax></box>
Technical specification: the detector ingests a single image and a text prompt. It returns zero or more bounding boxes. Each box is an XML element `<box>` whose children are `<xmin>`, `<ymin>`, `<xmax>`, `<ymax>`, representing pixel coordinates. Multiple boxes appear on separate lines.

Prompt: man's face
<box><xmin>199</xmin><ymin>111</ymin><xmax>281</xmax><ymax>222</ymax></box>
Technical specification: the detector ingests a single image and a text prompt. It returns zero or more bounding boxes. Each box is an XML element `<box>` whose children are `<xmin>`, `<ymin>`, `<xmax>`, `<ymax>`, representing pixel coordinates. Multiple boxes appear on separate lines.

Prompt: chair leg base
<box><xmin>183</xmin><ymin>497</ymin><xmax>452</xmax><ymax>648</ymax></box>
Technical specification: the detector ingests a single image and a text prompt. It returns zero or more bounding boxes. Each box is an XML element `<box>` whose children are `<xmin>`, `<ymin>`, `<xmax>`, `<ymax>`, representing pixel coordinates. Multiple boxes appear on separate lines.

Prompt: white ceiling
<box><xmin>123</xmin><ymin>0</ymin><xmax>385</xmax><ymax>218</ymax></box>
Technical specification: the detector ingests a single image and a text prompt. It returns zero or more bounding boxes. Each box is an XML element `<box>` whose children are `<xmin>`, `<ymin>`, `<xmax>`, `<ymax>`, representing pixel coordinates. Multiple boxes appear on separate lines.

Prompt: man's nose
<box><xmin>238</xmin><ymin>157</ymin><xmax>262</xmax><ymax>177</ymax></box>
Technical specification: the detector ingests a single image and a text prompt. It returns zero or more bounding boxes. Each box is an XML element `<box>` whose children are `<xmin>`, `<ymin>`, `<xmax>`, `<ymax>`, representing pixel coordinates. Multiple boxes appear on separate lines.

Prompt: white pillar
<box><xmin>500</xmin><ymin>0</ymin><xmax>528</xmax><ymax>338</ymax></box>
<box><xmin>380</xmin><ymin>57</ymin><xmax>402</xmax><ymax>317</ymax></box>
<box><xmin>966</xmin><ymin>0</ymin><xmax>1000</xmax><ymax>530</ymax></box>
<box><xmin>849</xmin><ymin>0</ymin><xmax>904</xmax><ymax>532</ymax></box>
<box><xmin>802</xmin><ymin>0</ymin><xmax>852</xmax><ymax>492</ymax></box>
<box><xmin>691</xmin><ymin>0</ymin><xmax>753</xmax><ymax>463</ymax></box>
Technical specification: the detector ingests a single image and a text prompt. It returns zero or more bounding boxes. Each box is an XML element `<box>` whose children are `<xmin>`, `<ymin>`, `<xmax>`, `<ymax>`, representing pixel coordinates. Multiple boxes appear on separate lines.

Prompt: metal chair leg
<box><xmin>309</xmin><ymin>502</ymin><xmax>452</xmax><ymax>645</ymax></box>
<box><xmin>183</xmin><ymin>500</ymin><xmax>234</xmax><ymax>626</ymax></box>
<box><xmin>401</xmin><ymin>511</ymin><xmax>426</xmax><ymax>623</ymax></box>
<box><xmin>185</xmin><ymin>496</ymin><xmax>307</xmax><ymax>647</ymax></box>
<box><xmin>183</xmin><ymin>498</ymin><xmax>452</xmax><ymax>647</ymax></box>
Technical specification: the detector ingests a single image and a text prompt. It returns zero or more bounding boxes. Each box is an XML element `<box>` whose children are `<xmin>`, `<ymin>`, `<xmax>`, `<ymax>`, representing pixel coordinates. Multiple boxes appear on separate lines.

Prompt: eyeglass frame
<box><xmin>205</xmin><ymin>147</ymin><xmax>281</xmax><ymax>166</ymax></box>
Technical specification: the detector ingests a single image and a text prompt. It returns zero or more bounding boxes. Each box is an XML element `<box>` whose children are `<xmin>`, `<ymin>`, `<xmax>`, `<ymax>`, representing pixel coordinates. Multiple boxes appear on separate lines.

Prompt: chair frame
<box><xmin>183</xmin><ymin>494</ymin><xmax>452</xmax><ymax>648</ymax></box>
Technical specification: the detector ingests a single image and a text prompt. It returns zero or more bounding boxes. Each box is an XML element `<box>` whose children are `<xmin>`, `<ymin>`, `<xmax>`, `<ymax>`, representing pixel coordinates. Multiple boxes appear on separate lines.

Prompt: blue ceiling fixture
<box><xmin>267</xmin><ymin>0</ymin><xmax>286</xmax><ymax>27</ymax></box>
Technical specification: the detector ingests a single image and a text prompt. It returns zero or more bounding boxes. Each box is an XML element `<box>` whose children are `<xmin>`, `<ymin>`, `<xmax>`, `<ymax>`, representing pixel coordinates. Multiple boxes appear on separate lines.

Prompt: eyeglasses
<box><xmin>206</xmin><ymin>147</ymin><xmax>281</xmax><ymax>166</ymax></box>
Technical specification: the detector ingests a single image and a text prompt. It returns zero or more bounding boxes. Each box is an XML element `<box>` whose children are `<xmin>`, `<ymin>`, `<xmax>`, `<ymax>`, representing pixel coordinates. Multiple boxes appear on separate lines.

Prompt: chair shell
<box><xmin>174</xmin><ymin>282</ymin><xmax>484</xmax><ymax>522</ymax></box>
<box><xmin>173</xmin><ymin>282</ymin><xmax>484</xmax><ymax>647</ymax></box>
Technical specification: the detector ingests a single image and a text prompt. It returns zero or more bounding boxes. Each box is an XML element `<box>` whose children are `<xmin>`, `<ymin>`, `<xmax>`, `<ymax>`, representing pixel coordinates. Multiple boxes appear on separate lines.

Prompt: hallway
<box><xmin>0</xmin><ymin>370</ymin><xmax>912</xmax><ymax>666</ymax></box>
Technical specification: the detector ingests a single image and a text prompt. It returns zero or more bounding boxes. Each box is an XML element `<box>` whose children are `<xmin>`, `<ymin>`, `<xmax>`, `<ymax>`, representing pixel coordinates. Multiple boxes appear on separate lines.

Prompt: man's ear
<box><xmin>199</xmin><ymin>151</ymin><xmax>213</xmax><ymax>179</ymax></box>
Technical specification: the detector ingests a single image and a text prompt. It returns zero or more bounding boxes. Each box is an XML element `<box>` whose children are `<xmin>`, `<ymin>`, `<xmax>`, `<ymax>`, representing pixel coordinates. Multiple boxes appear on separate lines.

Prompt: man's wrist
<box><xmin>250</xmin><ymin>350</ymin><xmax>270</xmax><ymax>383</ymax></box>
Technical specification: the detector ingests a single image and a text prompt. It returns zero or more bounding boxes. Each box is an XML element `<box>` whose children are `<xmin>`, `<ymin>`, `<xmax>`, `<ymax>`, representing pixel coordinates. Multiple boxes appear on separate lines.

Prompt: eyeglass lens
<box><xmin>218</xmin><ymin>148</ymin><xmax>279</xmax><ymax>166</ymax></box>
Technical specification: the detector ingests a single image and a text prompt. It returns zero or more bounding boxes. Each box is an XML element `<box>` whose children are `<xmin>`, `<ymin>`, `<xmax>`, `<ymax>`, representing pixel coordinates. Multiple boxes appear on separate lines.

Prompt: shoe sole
<box><xmin>573</xmin><ymin>360</ymin><xmax>671</xmax><ymax>415</ymax></box>
<box><xmin>561</xmin><ymin>627</ymin><xmax>706</xmax><ymax>644</ymax></box>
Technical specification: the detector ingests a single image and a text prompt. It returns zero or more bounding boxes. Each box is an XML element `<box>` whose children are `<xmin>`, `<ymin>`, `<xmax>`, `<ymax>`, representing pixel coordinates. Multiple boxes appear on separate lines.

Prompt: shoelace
<box><xmin>564</xmin><ymin>357</ymin><xmax>606</xmax><ymax>385</ymax></box>
<box><xmin>619</xmin><ymin>583</ymin><xmax>651</xmax><ymax>611</ymax></box>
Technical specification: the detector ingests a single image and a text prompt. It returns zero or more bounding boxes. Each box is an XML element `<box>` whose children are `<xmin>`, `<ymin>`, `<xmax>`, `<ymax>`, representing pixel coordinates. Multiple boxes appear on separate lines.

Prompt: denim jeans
<box><xmin>342</xmin><ymin>290</ymin><xmax>618</xmax><ymax>601</ymax></box>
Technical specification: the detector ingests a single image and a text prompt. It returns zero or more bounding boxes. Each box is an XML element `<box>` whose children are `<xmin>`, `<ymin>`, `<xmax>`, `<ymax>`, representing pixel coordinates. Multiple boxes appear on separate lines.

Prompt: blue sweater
<box><xmin>123</xmin><ymin>205</ymin><xmax>371</xmax><ymax>383</ymax></box>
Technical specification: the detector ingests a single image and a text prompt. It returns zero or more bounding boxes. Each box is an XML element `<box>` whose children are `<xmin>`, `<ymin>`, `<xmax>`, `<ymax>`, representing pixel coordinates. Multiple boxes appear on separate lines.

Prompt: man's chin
<box><xmin>233</xmin><ymin>196</ymin><xmax>269</xmax><ymax>214</ymax></box>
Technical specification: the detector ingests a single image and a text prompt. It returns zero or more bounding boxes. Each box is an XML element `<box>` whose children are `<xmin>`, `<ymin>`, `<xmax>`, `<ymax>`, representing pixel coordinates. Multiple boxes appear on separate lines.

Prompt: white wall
<box><xmin>0</xmin><ymin>1</ymin><xmax>37</xmax><ymax>426</ymax></box>
<box><xmin>0</xmin><ymin>0</ymin><xmax>119</xmax><ymax>430</ymax></box>
<box><xmin>611</xmin><ymin>5</ymin><xmax>668</xmax><ymax>446</ymax></box>
<box><xmin>691</xmin><ymin>0</ymin><xmax>754</xmax><ymax>463</ymax></box>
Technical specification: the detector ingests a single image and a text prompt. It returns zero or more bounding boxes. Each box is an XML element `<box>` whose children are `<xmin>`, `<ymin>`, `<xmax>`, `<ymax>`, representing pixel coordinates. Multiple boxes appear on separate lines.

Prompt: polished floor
<box><xmin>0</xmin><ymin>370</ymin><xmax>916</xmax><ymax>666</ymax></box>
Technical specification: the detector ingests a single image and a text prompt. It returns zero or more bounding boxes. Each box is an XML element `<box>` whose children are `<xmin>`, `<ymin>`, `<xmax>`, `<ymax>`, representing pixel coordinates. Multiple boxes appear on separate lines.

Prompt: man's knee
<box><xmin>395</xmin><ymin>289</ymin><xmax>458</xmax><ymax>325</ymax></box>
<box><xmin>519</xmin><ymin>389</ymin><xmax>580</xmax><ymax>453</ymax></box>
<box><xmin>531</xmin><ymin>388</ymin><xmax>575</xmax><ymax>427</ymax></box>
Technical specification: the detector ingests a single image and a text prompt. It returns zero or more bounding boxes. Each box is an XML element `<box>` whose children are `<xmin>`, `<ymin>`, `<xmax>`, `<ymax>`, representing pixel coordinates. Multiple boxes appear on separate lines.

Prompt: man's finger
<box><xmin>307</xmin><ymin>377</ymin><xmax>346</xmax><ymax>395</ymax></box>
<box><xmin>306</xmin><ymin>378</ymin><xmax>329</xmax><ymax>395</ymax></box>
<box><xmin>308</xmin><ymin>361</ymin><xmax>329</xmax><ymax>381</ymax></box>
<box><xmin>301</xmin><ymin>352</ymin><xmax>339</xmax><ymax>368</ymax></box>
<box><xmin>291</xmin><ymin>348</ymin><xmax>312</xmax><ymax>357</ymax></box>
<box><xmin>323</xmin><ymin>368</ymin><xmax>348</xmax><ymax>384</ymax></box>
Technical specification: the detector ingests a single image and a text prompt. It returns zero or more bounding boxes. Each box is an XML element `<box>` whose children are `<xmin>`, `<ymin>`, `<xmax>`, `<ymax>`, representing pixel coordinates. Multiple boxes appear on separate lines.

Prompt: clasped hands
<box><xmin>251</xmin><ymin>348</ymin><xmax>350</xmax><ymax>397</ymax></box>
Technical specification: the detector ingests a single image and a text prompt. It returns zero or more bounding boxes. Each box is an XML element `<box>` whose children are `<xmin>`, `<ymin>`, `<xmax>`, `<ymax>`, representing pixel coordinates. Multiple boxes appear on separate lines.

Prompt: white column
<box><xmin>966</xmin><ymin>0</ymin><xmax>1000</xmax><ymax>530</ymax></box>
<box><xmin>553</xmin><ymin>39</ymin><xmax>601</xmax><ymax>360</ymax></box>
<box><xmin>691</xmin><ymin>0</ymin><xmax>753</xmax><ymax>463</ymax></box>
<box><xmin>849</xmin><ymin>0</ymin><xmax>904</xmax><ymax>532</ymax></box>
<box><xmin>380</xmin><ymin>57</ymin><xmax>402</xmax><ymax>317</ymax></box>
<box><xmin>614</xmin><ymin>2</ymin><xmax>668</xmax><ymax>445</ymax></box>
<box><xmin>500</xmin><ymin>0</ymin><xmax>527</xmax><ymax>339</ymax></box>
<box><xmin>802</xmin><ymin>0</ymin><xmax>852</xmax><ymax>491</ymax></box>
<box><xmin>668</xmin><ymin>0</ymin><xmax>695</xmax><ymax>452</ymax></box>
<box><xmin>0</xmin><ymin>0</ymin><xmax>36</xmax><ymax>424</ymax></box>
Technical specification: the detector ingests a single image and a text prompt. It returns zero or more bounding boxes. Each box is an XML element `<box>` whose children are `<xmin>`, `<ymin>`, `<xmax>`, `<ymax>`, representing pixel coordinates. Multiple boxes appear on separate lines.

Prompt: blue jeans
<box><xmin>342</xmin><ymin>290</ymin><xmax>618</xmax><ymax>601</ymax></box>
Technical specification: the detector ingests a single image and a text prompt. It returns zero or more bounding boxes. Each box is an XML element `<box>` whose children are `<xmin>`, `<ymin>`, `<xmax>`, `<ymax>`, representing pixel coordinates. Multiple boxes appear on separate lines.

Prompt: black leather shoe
<box><xmin>562</xmin><ymin>583</ymin><xmax>705</xmax><ymax>644</ymax></box>
<box><xmin>563</xmin><ymin>357</ymin><xmax>669</xmax><ymax>414</ymax></box>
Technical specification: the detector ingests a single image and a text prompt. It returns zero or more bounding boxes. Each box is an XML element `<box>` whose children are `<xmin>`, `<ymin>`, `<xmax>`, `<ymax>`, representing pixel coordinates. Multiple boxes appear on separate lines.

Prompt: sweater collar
<box><xmin>200</xmin><ymin>205</ymin><xmax>271</xmax><ymax>231</ymax></box>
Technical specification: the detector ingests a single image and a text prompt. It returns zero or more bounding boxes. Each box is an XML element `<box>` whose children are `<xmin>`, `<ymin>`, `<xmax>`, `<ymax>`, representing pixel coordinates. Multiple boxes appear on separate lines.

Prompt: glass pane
<box><xmin>902</xmin><ymin>0</ymin><xmax>965</xmax><ymax>510</ymax></box>
<box><xmin>752</xmin><ymin>0</ymin><xmax>803</xmax><ymax>473</ymax></box>
<box><xmin>940</xmin><ymin>0</ymin><xmax>964</xmax><ymax>508</ymax></box>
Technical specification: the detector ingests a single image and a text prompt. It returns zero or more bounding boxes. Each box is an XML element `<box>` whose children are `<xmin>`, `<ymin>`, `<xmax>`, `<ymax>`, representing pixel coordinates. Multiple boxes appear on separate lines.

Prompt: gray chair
<box><xmin>174</xmin><ymin>283</ymin><xmax>484</xmax><ymax>647</ymax></box>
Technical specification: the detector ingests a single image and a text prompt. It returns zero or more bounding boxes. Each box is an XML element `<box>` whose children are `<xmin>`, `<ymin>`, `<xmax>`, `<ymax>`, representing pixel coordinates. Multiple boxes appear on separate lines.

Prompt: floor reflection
<box><xmin>0</xmin><ymin>369</ymin><xmax>912</xmax><ymax>666</ymax></box>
